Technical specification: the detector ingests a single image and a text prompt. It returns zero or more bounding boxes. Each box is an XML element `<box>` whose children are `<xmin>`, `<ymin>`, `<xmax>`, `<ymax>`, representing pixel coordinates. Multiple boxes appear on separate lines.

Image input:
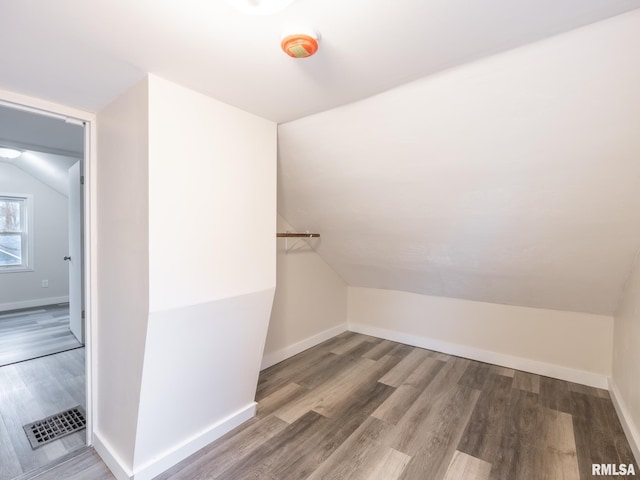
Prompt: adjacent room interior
<box><xmin>0</xmin><ymin>106</ymin><xmax>87</xmax><ymax>479</ymax></box>
<box><xmin>0</xmin><ymin>1</ymin><xmax>639</xmax><ymax>479</ymax></box>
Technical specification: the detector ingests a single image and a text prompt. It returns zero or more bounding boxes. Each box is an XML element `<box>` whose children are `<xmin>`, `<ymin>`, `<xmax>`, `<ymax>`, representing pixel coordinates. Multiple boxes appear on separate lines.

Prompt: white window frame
<box><xmin>0</xmin><ymin>193</ymin><xmax>34</xmax><ymax>273</ymax></box>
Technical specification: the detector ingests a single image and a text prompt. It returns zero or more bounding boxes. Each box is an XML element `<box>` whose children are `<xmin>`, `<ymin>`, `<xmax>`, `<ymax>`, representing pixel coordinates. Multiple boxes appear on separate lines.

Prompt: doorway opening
<box><xmin>0</xmin><ymin>102</ymin><xmax>89</xmax><ymax>480</ymax></box>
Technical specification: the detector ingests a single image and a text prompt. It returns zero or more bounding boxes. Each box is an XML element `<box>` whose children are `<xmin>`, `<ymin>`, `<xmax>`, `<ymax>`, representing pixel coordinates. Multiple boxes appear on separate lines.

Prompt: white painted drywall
<box><xmin>0</xmin><ymin>162</ymin><xmax>69</xmax><ymax>310</ymax></box>
<box><xmin>131</xmin><ymin>75</ymin><xmax>276</xmax><ymax>476</ymax></box>
<box><xmin>5</xmin><ymin>1</ymin><xmax>640</xmax><ymax>122</ymax></box>
<box><xmin>262</xmin><ymin>215</ymin><xmax>347</xmax><ymax>367</ymax></box>
<box><xmin>348</xmin><ymin>287</ymin><xmax>613</xmax><ymax>385</ymax></box>
<box><xmin>133</xmin><ymin>290</ymin><xmax>274</xmax><ymax>478</ymax></box>
<box><xmin>278</xmin><ymin>9</ymin><xmax>640</xmax><ymax>316</ymax></box>
<box><xmin>96</xmin><ymin>78</ymin><xmax>150</xmax><ymax>473</ymax></box>
<box><xmin>612</xmin><ymin>251</ymin><xmax>640</xmax><ymax>461</ymax></box>
<box><xmin>146</xmin><ymin>76</ymin><xmax>276</xmax><ymax>312</ymax></box>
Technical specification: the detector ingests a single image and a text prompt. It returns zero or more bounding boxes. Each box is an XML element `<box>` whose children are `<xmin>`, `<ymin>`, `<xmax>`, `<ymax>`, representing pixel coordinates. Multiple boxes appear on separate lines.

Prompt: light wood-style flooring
<box><xmin>26</xmin><ymin>332</ymin><xmax>638</xmax><ymax>480</ymax></box>
<box><xmin>0</xmin><ymin>305</ymin><xmax>82</xmax><ymax>367</ymax></box>
<box><xmin>0</xmin><ymin>348</ymin><xmax>86</xmax><ymax>480</ymax></box>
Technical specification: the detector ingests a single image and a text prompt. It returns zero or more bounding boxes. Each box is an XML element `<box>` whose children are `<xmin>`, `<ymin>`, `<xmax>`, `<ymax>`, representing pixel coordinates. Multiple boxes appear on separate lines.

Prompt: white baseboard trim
<box><xmin>348</xmin><ymin>322</ymin><xmax>608</xmax><ymax>389</ymax></box>
<box><xmin>131</xmin><ymin>402</ymin><xmax>256</xmax><ymax>480</ymax></box>
<box><xmin>608</xmin><ymin>379</ymin><xmax>640</xmax><ymax>465</ymax></box>
<box><xmin>0</xmin><ymin>296</ymin><xmax>69</xmax><ymax>312</ymax></box>
<box><xmin>94</xmin><ymin>403</ymin><xmax>256</xmax><ymax>480</ymax></box>
<box><xmin>261</xmin><ymin>323</ymin><xmax>349</xmax><ymax>370</ymax></box>
<box><xmin>93</xmin><ymin>432</ymin><xmax>134</xmax><ymax>480</ymax></box>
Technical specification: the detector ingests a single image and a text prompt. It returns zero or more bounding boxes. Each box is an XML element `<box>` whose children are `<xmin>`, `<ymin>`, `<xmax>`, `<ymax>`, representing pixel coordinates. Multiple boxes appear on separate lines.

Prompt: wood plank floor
<box><xmin>27</xmin><ymin>332</ymin><xmax>638</xmax><ymax>480</ymax></box>
<box><xmin>0</xmin><ymin>305</ymin><xmax>82</xmax><ymax>367</ymax></box>
<box><xmin>0</xmin><ymin>348</ymin><xmax>86</xmax><ymax>480</ymax></box>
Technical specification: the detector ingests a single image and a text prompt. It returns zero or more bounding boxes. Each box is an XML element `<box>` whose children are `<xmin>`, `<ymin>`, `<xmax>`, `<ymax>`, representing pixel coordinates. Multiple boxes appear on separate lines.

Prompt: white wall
<box><xmin>0</xmin><ymin>162</ymin><xmax>69</xmax><ymax>310</ymax></box>
<box><xmin>95</xmin><ymin>78</ymin><xmax>150</xmax><ymax>474</ymax></box>
<box><xmin>262</xmin><ymin>215</ymin><xmax>348</xmax><ymax>369</ymax></box>
<box><xmin>278</xmin><ymin>9</ymin><xmax>640</xmax><ymax>316</ymax></box>
<box><xmin>349</xmin><ymin>287</ymin><xmax>613</xmax><ymax>387</ymax></box>
<box><xmin>95</xmin><ymin>75</ymin><xmax>277</xmax><ymax>480</ymax></box>
<box><xmin>611</xmin><ymin>251</ymin><xmax>640</xmax><ymax>462</ymax></box>
<box><xmin>145</xmin><ymin>76</ymin><xmax>276</xmax><ymax>311</ymax></box>
<box><xmin>130</xmin><ymin>75</ymin><xmax>276</xmax><ymax>479</ymax></box>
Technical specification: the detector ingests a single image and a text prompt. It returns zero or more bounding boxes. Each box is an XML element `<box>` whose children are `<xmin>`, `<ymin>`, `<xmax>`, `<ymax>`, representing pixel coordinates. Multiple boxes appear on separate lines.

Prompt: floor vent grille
<box><xmin>23</xmin><ymin>406</ymin><xmax>86</xmax><ymax>449</ymax></box>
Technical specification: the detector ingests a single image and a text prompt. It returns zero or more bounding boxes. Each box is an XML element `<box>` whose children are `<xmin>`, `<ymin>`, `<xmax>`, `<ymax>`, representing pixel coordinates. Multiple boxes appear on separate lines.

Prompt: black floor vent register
<box><xmin>23</xmin><ymin>406</ymin><xmax>86</xmax><ymax>449</ymax></box>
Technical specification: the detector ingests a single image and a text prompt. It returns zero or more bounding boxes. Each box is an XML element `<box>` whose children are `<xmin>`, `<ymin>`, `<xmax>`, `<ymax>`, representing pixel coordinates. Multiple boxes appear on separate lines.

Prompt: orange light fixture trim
<box><xmin>281</xmin><ymin>34</ymin><xmax>319</xmax><ymax>58</ymax></box>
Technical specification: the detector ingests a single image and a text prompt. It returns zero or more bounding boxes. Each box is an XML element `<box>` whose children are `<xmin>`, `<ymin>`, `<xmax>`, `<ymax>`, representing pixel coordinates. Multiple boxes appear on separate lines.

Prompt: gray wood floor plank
<box><xmin>356</xmin><ymin>446</ymin><xmax>411</xmax><ymax>480</ymax></box>
<box><xmin>402</xmin><ymin>356</ymin><xmax>447</xmax><ymax>390</ymax></box>
<box><xmin>386</xmin><ymin>356</ymin><xmax>472</xmax><ymax>455</ymax></box>
<box><xmin>256</xmin><ymin>382</ymin><xmax>307</xmax><ymax>418</ymax></box>
<box><xmin>306</xmin><ymin>416</ymin><xmax>395</xmax><ymax>480</ymax></box>
<box><xmin>396</xmin><ymin>383</ymin><xmax>481</xmax><ymax>480</ymax></box>
<box><xmin>0</xmin><ymin>349</ymin><xmax>86</xmax><ymax>480</ymax></box>
<box><xmin>488</xmin><ymin>388</ymin><xmax>540</xmax><ymax>480</ymax></box>
<box><xmin>294</xmin><ymin>352</ymin><xmax>360</xmax><ymax>390</ymax></box>
<box><xmin>337</xmin><ymin>340</ymin><xmax>379</xmax><ymax>358</ymax></box>
<box><xmin>372</xmin><ymin>356</ymin><xmax>445</xmax><ymax>425</ymax></box>
<box><xmin>18</xmin><ymin>332</ymin><xmax>637</xmax><ymax>480</ymax></box>
<box><xmin>443</xmin><ymin>450</ymin><xmax>492</xmax><ymax>480</ymax></box>
<box><xmin>272</xmin><ymin>381</ymin><xmax>394</xmax><ymax>480</ymax></box>
<box><xmin>0</xmin><ymin>305</ymin><xmax>81</xmax><ymax>367</ymax></box>
<box><xmin>567</xmin><ymin>381</ymin><xmax>609</xmax><ymax>398</ymax></box>
<box><xmin>0</xmin><ymin>366</ymin><xmax>65</xmax><ymax>475</ymax></box>
<box><xmin>597</xmin><ymin>395</ymin><xmax>638</xmax><ymax>468</ymax></box>
<box><xmin>213</xmin><ymin>411</ymin><xmax>329</xmax><ymax>480</ymax></box>
<box><xmin>458</xmin><ymin>362</ymin><xmax>493</xmax><ymax>391</ymax></box>
<box><xmin>571</xmin><ymin>391</ymin><xmax>639</xmax><ymax>477</ymax></box>
<box><xmin>386</xmin><ymin>343</ymin><xmax>415</xmax><ymax>359</ymax></box>
<box><xmin>257</xmin><ymin>342</ymin><xmax>345</xmax><ymax>400</ymax></box>
<box><xmin>491</xmin><ymin>365</ymin><xmax>515</xmax><ymax>378</ymax></box>
<box><xmin>457</xmin><ymin>373</ymin><xmax>514</xmax><ymax>462</ymax></box>
<box><xmin>378</xmin><ymin>347</ymin><xmax>432</xmax><ymax>388</ymax></box>
<box><xmin>311</xmin><ymin>355</ymin><xmax>399</xmax><ymax>419</ymax></box>
<box><xmin>539</xmin><ymin>375</ymin><xmax>573</xmax><ymax>414</ymax></box>
<box><xmin>274</xmin><ymin>356</ymin><xmax>376</xmax><ymax>423</ymax></box>
<box><xmin>329</xmin><ymin>334</ymin><xmax>377</xmax><ymax>356</ymax></box>
<box><xmin>154</xmin><ymin>415</ymin><xmax>289</xmax><ymax>480</ymax></box>
<box><xmin>0</xmin><ymin>412</ymin><xmax>22</xmax><ymax>480</ymax></box>
<box><xmin>362</xmin><ymin>339</ymin><xmax>398</xmax><ymax>360</ymax></box>
<box><xmin>18</xmin><ymin>449</ymin><xmax>115</xmax><ymax>480</ymax></box>
<box><xmin>512</xmin><ymin>370</ymin><xmax>541</xmax><ymax>394</ymax></box>
<box><xmin>537</xmin><ymin>408</ymin><xmax>580</xmax><ymax>480</ymax></box>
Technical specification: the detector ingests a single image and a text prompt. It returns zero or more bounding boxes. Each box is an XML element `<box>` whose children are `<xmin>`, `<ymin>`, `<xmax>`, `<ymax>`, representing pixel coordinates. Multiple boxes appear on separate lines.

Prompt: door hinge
<box><xmin>81</xmin><ymin>310</ymin><xmax>85</xmax><ymax>320</ymax></box>
<box><xmin>80</xmin><ymin>176</ymin><xmax>85</xmax><ymax>185</ymax></box>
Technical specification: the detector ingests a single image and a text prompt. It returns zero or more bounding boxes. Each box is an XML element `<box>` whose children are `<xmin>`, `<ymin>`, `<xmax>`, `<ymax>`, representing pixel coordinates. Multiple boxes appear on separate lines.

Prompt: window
<box><xmin>0</xmin><ymin>195</ymin><xmax>32</xmax><ymax>271</ymax></box>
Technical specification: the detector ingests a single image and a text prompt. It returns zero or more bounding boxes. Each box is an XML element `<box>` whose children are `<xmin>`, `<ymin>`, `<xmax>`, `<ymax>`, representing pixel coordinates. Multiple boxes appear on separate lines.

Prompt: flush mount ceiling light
<box><xmin>224</xmin><ymin>0</ymin><xmax>296</xmax><ymax>15</ymax></box>
<box><xmin>281</xmin><ymin>31</ymin><xmax>319</xmax><ymax>58</ymax></box>
<box><xmin>0</xmin><ymin>147</ymin><xmax>22</xmax><ymax>159</ymax></box>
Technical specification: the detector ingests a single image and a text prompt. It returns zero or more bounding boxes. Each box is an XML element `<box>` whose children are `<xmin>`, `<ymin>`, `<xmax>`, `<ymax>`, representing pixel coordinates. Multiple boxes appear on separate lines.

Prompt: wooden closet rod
<box><xmin>277</xmin><ymin>232</ymin><xmax>320</xmax><ymax>238</ymax></box>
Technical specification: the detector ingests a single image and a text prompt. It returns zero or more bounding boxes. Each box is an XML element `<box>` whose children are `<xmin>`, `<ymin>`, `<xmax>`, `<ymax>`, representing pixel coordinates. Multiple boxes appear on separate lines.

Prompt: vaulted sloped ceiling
<box><xmin>0</xmin><ymin>105</ymin><xmax>83</xmax><ymax>196</ymax></box>
<box><xmin>2</xmin><ymin>1</ymin><xmax>640</xmax><ymax>122</ymax></box>
<box><xmin>278</xmin><ymin>10</ymin><xmax>640</xmax><ymax>315</ymax></box>
<box><xmin>2</xmin><ymin>2</ymin><xmax>640</xmax><ymax>315</ymax></box>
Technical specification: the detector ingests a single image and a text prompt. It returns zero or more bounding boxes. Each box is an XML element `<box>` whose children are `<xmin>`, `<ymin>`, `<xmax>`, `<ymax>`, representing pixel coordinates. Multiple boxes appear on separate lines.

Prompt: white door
<box><xmin>68</xmin><ymin>161</ymin><xmax>84</xmax><ymax>344</ymax></box>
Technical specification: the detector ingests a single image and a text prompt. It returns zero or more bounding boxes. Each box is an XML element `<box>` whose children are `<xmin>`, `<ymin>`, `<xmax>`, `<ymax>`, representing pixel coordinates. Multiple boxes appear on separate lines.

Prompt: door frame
<box><xmin>0</xmin><ymin>88</ymin><xmax>97</xmax><ymax>446</ymax></box>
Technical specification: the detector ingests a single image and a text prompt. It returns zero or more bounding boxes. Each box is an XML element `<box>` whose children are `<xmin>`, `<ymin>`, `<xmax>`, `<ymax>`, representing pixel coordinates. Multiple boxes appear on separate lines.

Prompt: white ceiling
<box><xmin>2</xmin><ymin>1</ymin><xmax>640</xmax><ymax>315</ymax></box>
<box><xmin>1</xmin><ymin>0</ymin><xmax>639</xmax><ymax>122</ymax></box>
<box><xmin>278</xmin><ymin>9</ymin><xmax>640</xmax><ymax>315</ymax></box>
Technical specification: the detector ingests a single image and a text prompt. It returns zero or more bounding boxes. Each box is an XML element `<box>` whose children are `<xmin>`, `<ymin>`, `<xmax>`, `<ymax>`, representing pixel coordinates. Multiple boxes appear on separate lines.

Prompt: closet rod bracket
<box><xmin>277</xmin><ymin>231</ymin><xmax>320</xmax><ymax>253</ymax></box>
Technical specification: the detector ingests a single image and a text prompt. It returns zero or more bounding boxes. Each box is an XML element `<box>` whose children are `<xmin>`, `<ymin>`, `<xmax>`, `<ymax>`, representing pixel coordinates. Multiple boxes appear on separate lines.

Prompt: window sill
<box><xmin>0</xmin><ymin>267</ymin><xmax>34</xmax><ymax>274</ymax></box>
